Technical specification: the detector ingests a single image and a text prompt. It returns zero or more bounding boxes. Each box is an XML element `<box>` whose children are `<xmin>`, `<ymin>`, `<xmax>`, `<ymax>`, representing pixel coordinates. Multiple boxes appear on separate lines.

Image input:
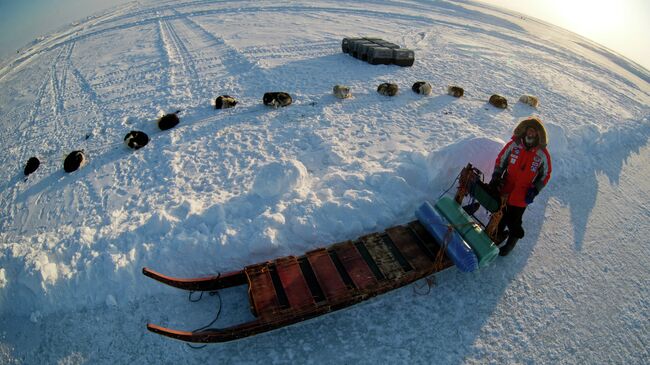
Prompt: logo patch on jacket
<box><xmin>510</xmin><ymin>147</ymin><xmax>521</xmax><ymax>164</ymax></box>
<box><xmin>531</xmin><ymin>155</ymin><xmax>542</xmax><ymax>172</ymax></box>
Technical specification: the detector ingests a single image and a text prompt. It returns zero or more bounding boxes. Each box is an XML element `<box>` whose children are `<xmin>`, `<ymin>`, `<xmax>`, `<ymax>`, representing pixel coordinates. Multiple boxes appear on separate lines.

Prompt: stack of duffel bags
<box><xmin>342</xmin><ymin>37</ymin><xmax>415</xmax><ymax>67</ymax></box>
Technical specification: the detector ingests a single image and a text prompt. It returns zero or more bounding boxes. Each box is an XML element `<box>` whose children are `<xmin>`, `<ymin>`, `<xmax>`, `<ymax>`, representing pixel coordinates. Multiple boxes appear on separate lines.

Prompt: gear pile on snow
<box><xmin>263</xmin><ymin>92</ymin><xmax>293</xmax><ymax>107</ymax></box>
<box><xmin>342</xmin><ymin>37</ymin><xmax>415</xmax><ymax>67</ymax></box>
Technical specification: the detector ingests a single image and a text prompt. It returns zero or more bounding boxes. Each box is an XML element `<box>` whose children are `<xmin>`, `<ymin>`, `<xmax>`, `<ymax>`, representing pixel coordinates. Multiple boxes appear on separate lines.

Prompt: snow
<box><xmin>0</xmin><ymin>0</ymin><xmax>648</xmax><ymax>363</ymax></box>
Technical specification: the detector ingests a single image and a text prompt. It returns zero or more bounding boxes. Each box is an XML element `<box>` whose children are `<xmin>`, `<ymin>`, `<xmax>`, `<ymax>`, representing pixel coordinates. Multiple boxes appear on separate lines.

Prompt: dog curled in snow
<box><xmin>519</xmin><ymin>95</ymin><xmax>539</xmax><ymax>108</ymax></box>
<box><xmin>489</xmin><ymin>94</ymin><xmax>508</xmax><ymax>109</ymax></box>
<box><xmin>158</xmin><ymin>111</ymin><xmax>180</xmax><ymax>131</ymax></box>
<box><xmin>411</xmin><ymin>81</ymin><xmax>432</xmax><ymax>96</ymax></box>
<box><xmin>124</xmin><ymin>131</ymin><xmax>150</xmax><ymax>150</ymax></box>
<box><xmin>215</xmin><ymin>95</ymin><xmax>238</xmax><ymax>109</ymax></box>
<box><xmin>263</xmin><ymin>92</ymin><xmax>292</xmax><ymax>108</ymax></box>
<box><xmin>333</xmin><ymin>85</ymin><xmax>351</xmax><ymax>99</ymax></box>
<box><xmin>24</xmin><ymin>157</ymin><xmax>40</xmax><ymax>176</ymax></box>
<box><xmin>447</xmin><ymin>86</ymin><xmax>464</xmax><ymax>98</ymax></box>
<box><xmin>63</xmin><ymin>150</ymin><xmax>86</xmax><ymax>173</ymax></box>
<box><xmin>377</xmin><ymin>82</ymin><xmax>398</xmax><ymax>96</ymax></box>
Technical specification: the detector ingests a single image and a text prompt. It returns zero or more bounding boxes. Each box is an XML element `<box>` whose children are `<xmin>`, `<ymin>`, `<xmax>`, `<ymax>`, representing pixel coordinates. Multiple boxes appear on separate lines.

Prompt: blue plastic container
<box><xmin>415</xmin><ymin>202</ymin><xmax>479</xmax><ymax>272</ymax></box>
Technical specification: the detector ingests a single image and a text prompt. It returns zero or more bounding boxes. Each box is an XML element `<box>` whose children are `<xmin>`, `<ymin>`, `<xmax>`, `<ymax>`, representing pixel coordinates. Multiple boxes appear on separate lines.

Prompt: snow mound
<box><xmin>427</xmin><ymin>137</ymin><xmax>506</xmax><ymax>187</ymax></box>
<box><xmin>251</xmin><ymin>160</ymin><xmax>309</xmax><ymax>198</ymax></box>
<box><xmin>545</xmin><ymin>122</ymin><xmax>568</xmax><ymax>155</ymax></box>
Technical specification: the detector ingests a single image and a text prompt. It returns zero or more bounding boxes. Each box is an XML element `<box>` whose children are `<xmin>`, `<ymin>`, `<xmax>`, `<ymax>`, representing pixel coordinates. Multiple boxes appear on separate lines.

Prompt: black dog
<box><xmin>158</xmin><ymin>111</ymin><xmax>180</xmax><ymax>130</ymax></box>
<box><xmin>263</xmin><ymin>92</ymin><xmax>292</xmax><ymax>108</ymax></box>
<box><xmin>124</xmin><ymin>131</ymin><xmax>150</xmax><ymax>150</ymax></box>
<box><xmin>215</xmin><ymin>95</ymin><xmax>238</xmax><ymax>109</ymax></box>
<box><xmin>63</xmin><ymin>151</ymin><xmax>86</xmax><ymax>173</ymax></box>
<box><xmin>24</xmin><ymin>157</ymin><xmax>40</xmax><ymax>176</ymax></box>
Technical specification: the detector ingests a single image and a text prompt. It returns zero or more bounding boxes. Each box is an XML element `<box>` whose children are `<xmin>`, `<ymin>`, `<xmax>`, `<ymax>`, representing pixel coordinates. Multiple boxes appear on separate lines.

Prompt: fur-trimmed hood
<box><xmin>513</xmin><ymin>116</ymin><xmax>547</xmax><ymax>148</ymax></box>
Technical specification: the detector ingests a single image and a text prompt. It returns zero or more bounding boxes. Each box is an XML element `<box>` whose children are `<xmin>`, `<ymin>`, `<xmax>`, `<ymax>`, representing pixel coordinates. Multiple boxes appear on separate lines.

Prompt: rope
<box><xmin>486</xmin><ymin>195</ymin><xmax>508</xmax><ymax>241</ymax></box>
<box><xmin>433</xmin><ymin>225</ymin><xmax>454</xmax><ymax>272</ymax></box>
<box><xmin>414</xmin><ymin>223</ymin><xmax>460</xmax><ymax>296</ymax></box>
<box><xmin>185</xmin><ymin>290</ymin><xmax>222</xmax><ymax>349</ymax></box>
<box><xmin>437</xmin><ymin>171</ymin><xmax>461</xmax><ymax>200</ymax></box>
<box><xmin>185</xmin><ymin>272</ymin><xmax>222</xmax><ymax>349</ymax></box>
<box><xmin>413</xmin><ymin>275</ymin><xmax>436</xmax><ymax>295</ymax></box>
<box><xmin>454</xmin><ymin>164</ymin><xmax>477</xmax><ymax>204</ymax></box>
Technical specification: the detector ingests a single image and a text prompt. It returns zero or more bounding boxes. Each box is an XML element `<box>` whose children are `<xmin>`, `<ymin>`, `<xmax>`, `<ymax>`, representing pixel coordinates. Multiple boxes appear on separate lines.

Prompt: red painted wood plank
<box><xmin>306</xmin><ymin>248</ymin><xmax>348</xmax><ymax>300</ymax></box>
<box><xmin>333</xmin><ymin>241</ymin><xmax>377</xmax><ymax>290</ymax></box>
<box><xmin>245</xmin><ymin>263</ymin><xmax>280</xmax><ymax>318</ymax></box>
<box><xmin>275</xmin><ymin>257</ymin><xmax>315</xmax><ymax>310</ymax></box>
<box><xmin>386</xmin><ymin>226</ymin><xmax>433</xmax><ymax>272</ymax></box>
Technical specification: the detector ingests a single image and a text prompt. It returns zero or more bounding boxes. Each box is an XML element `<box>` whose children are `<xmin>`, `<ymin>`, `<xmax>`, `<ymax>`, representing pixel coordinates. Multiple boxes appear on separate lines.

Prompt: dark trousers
<box><xmin>498</xmin><ymin>205</ymin><xmax>526</xmax><ymax>239</ymax></box>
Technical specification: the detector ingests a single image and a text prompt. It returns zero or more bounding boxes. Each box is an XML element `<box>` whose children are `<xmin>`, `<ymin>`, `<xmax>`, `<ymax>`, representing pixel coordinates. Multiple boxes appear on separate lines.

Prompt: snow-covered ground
<box><xmin>0</xmin><ymin>0</ymin><xmax>648</xmax><ymax>363</ymax></box>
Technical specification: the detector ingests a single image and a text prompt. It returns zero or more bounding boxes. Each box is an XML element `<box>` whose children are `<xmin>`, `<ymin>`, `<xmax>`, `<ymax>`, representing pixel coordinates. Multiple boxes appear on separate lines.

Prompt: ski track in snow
<box><xmin>0</xmin><ymin>0</ymin><xmax>649</xmax><ymax>364</ymax></box>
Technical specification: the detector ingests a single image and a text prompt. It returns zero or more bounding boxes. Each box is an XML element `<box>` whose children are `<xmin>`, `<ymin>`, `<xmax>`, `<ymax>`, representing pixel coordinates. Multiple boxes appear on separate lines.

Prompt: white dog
<box><xmin>519</xmin><ymin>95</ymin><xmax>539</xmax><ymax>108</ymax></box>
<box><xmin>333</xmin><ymin>85</ymin><xmax>352</xmax><ymax>99</ymax></box>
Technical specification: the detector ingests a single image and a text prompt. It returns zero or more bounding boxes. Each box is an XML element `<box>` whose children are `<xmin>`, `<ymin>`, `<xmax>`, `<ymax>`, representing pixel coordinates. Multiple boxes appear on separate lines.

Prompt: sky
<box><xmin>0</xmin><ymin>0</ymin><xmax>648</xmax><ymax>70</ymax></box>
<box><xmin>0</xmin><ymin>0</ymin><xmax>132</xmax><ymax>60</ymax></box>
<box><xmin>477</xmin><ymin>0</ymin><xmax>650</xmax><ymax>70</ymax></box>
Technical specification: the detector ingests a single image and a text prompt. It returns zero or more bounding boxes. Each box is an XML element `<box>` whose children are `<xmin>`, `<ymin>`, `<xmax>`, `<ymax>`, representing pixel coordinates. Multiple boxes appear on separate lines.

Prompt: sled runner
<box><xmin>144</xmin><ymin>220</ymin><xmax>454</xmax><ymax>343</ymax></box>
<box><xmin>144</xmin><ymin>164</ymin><xmax>500</xmax><ymax>343</ymax></box>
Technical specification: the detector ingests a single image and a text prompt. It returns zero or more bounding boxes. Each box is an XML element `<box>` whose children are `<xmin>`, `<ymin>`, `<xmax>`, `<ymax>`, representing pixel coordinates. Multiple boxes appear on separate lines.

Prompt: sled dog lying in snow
<box><xmin>215</xmin><ymin>95</ymin><xmax>238</xmax><ymax>109</ymax></box>
<box><xmin>124</xmin><ymin>131</ymin><xmax>150</xmax><ymax>150</ymax></box>
<box><xmin>64</xmin><ymin>150</ymin><xmax>86</xmax><ymax>173</ymax></box>
<box><xmin>447</xmin><ymin>86</ymin><xmax>464</xmax><ymax>98</ymax></box>
<box><xmin>489</xmin><ymin>94</ymin><xmax>508</xmax><ymax>109</ymax></box>
<box><xmin>263</xmin><ymin>92</ymin><xmax>292</xmax><ymax>107</ymax></box>
<box><xmin>333</xmin><ymin>85</ymin><xmax>351</xmax><ymax>99</ymax></box>
<box><xmin>519</xmin><ymin>95</ymin><xmax>539</xmax><ymax>108</ymax></box>
<box><xmin>24</xmin><ymin>157</ymin><xmax>40</xmax><ymax>176</ymax></box>
<box><xmin>377</xmin><ymin>82</ymin><xmax>398</xmax><ymax>96</ymax></box>
<box><xmin>411</xmin><ymin>81</ymin><xmax>432</xmax><ymax>96</ymax></box>
<box><xmin>158</xmin><ymin>111</ymin><xmax>180</xmax><ymax>130</ymax></box>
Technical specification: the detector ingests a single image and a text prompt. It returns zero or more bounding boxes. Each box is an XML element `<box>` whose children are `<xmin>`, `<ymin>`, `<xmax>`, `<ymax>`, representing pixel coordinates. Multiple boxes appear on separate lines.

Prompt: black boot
<box><xmin>494</xmin><ymin>230</ymin><xmax>508</xmax><ymax>245</ymax></box>
<box><xmin>499</xmin><ymin>236</ymin><xmax>519</xmax><ymax>256</ymax></box>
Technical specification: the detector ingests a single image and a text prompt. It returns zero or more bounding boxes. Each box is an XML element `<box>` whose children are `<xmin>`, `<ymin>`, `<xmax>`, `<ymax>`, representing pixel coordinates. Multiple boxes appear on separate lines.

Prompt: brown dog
<box><xmin>377</xmin><ymin>83</ymin><xmax>399</xmax><ymax>96</ymax></box>
<box><xmin>447</xmin><ymin>86</ymin><xmax>464</xmax><ymax>98</ymax></box>
<box><xmin>489</xmin><ymin>94</ymin><xmax>508</xmax><ymax>109</ymax></box>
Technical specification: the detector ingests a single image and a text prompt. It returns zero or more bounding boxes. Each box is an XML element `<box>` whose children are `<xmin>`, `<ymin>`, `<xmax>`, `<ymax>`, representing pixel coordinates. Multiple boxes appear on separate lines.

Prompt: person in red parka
<box><xmin>490</xmin><ymin>117</ymin><xmax>552</xmax><ymax>256</ymax></box>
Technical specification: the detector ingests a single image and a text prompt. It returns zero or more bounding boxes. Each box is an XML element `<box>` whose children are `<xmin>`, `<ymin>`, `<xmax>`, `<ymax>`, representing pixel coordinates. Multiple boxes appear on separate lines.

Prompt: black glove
<box><xmin>525</xmin><ymin>187</ymin><xmax>538</xmax><ymax>204</ymax></box>
<box><xmin>489</xmin><ymin>172</ymin><xmax>501</xmax><ymax>189</ymax></box>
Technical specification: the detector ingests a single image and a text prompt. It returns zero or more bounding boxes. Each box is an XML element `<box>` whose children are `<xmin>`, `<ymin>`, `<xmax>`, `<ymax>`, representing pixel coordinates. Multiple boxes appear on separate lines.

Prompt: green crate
<box><xmin>434</xmin><ymin>196</ymin><xmax>499</xmax><ymax>268</ymax></box>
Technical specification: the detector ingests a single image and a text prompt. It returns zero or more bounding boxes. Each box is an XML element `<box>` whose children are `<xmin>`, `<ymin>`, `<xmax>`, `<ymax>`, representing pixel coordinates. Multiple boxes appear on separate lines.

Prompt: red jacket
<box><xmin>494</xmin><ymin>136</ymin><xmax>552</xmax><ymax>207</ymax></box>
